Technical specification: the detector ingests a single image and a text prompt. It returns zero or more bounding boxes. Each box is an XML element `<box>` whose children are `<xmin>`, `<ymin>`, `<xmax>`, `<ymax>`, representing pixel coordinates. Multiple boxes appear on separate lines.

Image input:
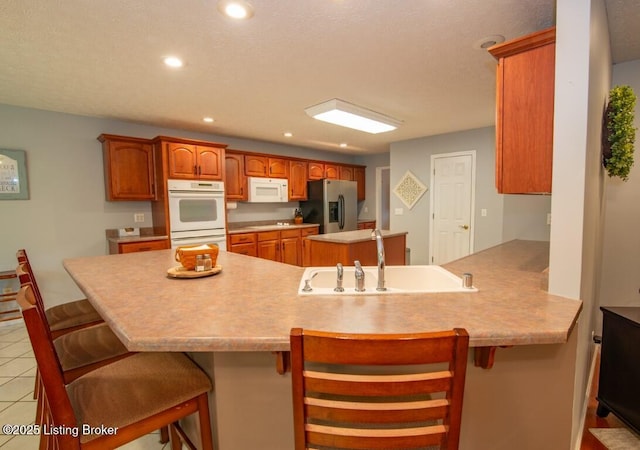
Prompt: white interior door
<box><xmin>430</xmin><ymin>152</ymin><xmax>475</xmax><ymax>264</ymax></box>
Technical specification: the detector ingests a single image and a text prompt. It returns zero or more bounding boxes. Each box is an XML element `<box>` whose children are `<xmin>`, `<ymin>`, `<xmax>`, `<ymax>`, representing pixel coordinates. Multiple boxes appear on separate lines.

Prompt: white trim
<box><xmin>428</xmin><ymin>150</ymin><xmax>476</xmax><ymax>265</ymax></box>
<box><xmin>375</xmin><ymin>166</ymin><xmax>390</xmax><ymax>230</ymax></box>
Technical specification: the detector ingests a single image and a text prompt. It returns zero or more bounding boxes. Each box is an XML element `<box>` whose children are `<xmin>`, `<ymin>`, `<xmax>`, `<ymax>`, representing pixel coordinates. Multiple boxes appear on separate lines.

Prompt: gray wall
<box><xmin>598</xmin><ymin>59</ymin><xmax>640</xmax><ymax>316</ymax></box>
<box><xmin>0</xmin><ymin>103</ymin><xmax>358</xmax><ymax>306</ymax></box>
<box><xmin>388</xmin><ymin>126</ymin><xmax>550</xmax><ymax>265</ymax></box>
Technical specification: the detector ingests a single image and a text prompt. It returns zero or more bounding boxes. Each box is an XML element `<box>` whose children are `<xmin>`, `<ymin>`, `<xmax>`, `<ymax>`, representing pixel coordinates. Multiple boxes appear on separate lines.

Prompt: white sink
<box><xmin>298</xmin><ymin>265</ymin><xmax>478</xmax><ymax>295</ymax></box>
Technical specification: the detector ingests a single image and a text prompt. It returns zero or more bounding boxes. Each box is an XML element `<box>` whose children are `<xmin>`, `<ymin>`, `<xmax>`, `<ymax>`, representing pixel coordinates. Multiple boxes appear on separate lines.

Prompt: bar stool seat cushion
<box><xmin>67</xmin><ymin>352</ymin><xmax>212</xmax><ymax>444</ymax></box>
<box><xmin>54</xmin><ymin>323</ymin><xmax>129</xmax><ymax>371</ymax></box>
<box><xmin>45</xmin><ymin>299</ymin><xmax>102</xmax><ymax>332</ymax></box>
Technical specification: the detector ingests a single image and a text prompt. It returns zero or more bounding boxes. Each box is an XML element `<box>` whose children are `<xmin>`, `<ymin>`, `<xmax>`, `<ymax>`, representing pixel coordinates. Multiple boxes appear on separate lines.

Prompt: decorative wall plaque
<box><xmin>0</xmin><ymin>149</ymin><xmax>29</xmax><ymax>200</ymax></box>
<box><xmin>393</xmin><ymin>170</ymin><xmax>426</xmax><ymax>210</ymax></box>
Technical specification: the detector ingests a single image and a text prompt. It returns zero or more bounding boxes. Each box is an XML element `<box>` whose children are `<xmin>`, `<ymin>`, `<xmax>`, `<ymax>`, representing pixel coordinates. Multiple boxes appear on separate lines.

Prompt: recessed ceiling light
<box><xmin>284</xmin><ymin>132</ymin><xmax>293</xmax><ymax>137</ymax></box>
<box><xmin>218</xmin><ymin>0</ymin><xmax>254</xmax><ymax>19</ymax></box>
<box><xmin>473</xmin><ymin>35</ymin><xmax>505</xmax><ymax>50</ymax></box>
<box><xmin>203</xmin><ymin>117</ymin><xmax>214</xmax><ymax>123</ymax></box>
<box><xmin>339</xmin><ymin>143</ymin><xmax>348</xmax><ymax>148</ymax></box>
<box><xmin>163</xmin><ymin>56</ymin><xmax>184</xmax><ymax>68</ymax></box>
<box><xmin>305</xmin><ymin>98</ymin><xmax>401</xmax><ymax>134</ymax></box>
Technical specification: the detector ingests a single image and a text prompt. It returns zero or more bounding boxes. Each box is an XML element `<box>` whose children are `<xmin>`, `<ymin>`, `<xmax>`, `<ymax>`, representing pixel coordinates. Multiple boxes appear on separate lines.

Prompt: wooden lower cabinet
<box><xmin>229</xmin><ymin>233</ymin><xmax>258</xmax><ymax>257</ymax></box>
<box><xmin>357</xmin><ymin>220</ymin><xmax>376</xmax><ymax>230</ymax></box>
<box><xmin>110</xmin><ymin>239</ymin><xmax>170</xmax><ymax>255</ymax></box>
<box><xmin>229</xmin><ymin>226</ymin><xmax>319</xmax><ymax>266</ymax></box>
<box><xmin>307</xmin><ymin>234</ymin><xmax>406</xmax><ymax>267</ymax></box>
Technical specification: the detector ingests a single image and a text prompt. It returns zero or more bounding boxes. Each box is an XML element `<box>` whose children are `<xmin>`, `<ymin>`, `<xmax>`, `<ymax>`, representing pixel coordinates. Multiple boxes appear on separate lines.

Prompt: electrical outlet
<box><xmin>394</xmin><ymin>208</ymin><xmax>403</xmax><ymax>215</ymax></box>
<box><xmin>547</xmin><ymin>213</ymin><xmax>552</xmax><ymax>225</ymax></box>
<box><xmin>134</xmin><ymin>213</ymin><xmax>145</xmax><ymax>223</ymax></box>
<box><xmin>481</xmin><ymin>209</ymin><xmax>487</xmax><ymax>217</ymax></box>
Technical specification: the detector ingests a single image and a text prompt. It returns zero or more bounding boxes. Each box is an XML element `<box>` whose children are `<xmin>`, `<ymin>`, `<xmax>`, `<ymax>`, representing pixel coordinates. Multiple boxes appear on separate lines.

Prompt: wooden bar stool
<box><xmin>17</xmin><ymin>283</ymin><xmax>214</xmax><ymax>450</ymax></box>
<box><xmin>290</xmin><ymin>327</ymin><xmax>469</xmax><ymax>450</ymax></box>
<box><xmin>16</xmin><ymin>249</ymin><xmax>102</xmax><ymax>339</ymax></box>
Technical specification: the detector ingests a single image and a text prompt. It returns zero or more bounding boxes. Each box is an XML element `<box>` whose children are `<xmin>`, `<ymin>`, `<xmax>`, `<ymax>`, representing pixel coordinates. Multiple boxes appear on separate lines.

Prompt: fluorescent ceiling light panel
<box><xmin>304</xmin><ymin>99</ymin><xmax>401</xmax><ymax>134</ymax></box>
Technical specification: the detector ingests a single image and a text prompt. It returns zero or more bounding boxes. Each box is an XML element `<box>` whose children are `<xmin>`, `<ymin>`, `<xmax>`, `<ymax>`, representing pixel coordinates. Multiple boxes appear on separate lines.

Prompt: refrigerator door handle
<box><xmin>338</xmin><ymin>194</ymin><xmax>345</xmax><ymax>230</ymax></box>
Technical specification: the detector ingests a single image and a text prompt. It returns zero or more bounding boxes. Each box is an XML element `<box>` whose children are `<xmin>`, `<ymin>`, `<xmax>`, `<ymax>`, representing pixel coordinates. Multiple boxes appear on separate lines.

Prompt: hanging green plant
<box><xmin>602</xmin><ymin>85</ymin><xmax>637</xmax><ymax>181</ymax></box>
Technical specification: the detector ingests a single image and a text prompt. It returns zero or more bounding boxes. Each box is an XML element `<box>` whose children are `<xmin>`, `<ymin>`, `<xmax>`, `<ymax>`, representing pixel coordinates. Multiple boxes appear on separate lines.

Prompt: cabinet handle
<box><xmin>194</xmin><ymin>165</ymin><xmax>198</xmax><ymax>175</ymax></box>
<box><xmin>198</xmin><ymin>165</ymin><xmax>202</xmax><ymax>175</ymax></box>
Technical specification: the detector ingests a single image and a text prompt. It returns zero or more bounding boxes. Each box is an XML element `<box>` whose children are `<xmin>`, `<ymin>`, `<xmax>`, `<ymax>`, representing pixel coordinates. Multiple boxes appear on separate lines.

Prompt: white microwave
<box><xmin>247</xmin><ymin>177</ymin><xmax>289</xmax><ymax>203</ymax></box>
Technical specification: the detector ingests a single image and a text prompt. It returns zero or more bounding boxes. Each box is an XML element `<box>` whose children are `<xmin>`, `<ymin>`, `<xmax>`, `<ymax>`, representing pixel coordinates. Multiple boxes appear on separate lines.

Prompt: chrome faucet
<box><xmin>334</xmin><ymin>263</ymin><xmax>345</xmax><ymax>292</ymax></box>
<box><xmin>372</xmin><ymin>229</ymin><xmax>386</xmax><ymax>291</ymax></box>
<box><xmin>354</xmin><ymin>260</ymin><xmax>365</xmax><ymax>292</ymax></box>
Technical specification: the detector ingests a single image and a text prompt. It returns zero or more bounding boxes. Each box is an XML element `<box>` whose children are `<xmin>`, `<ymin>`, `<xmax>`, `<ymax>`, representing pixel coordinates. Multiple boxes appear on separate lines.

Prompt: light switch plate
<box><xmin>394</xmin><ymin>208</ymin><xmax>403</xmax><ymax>215</ymax></box>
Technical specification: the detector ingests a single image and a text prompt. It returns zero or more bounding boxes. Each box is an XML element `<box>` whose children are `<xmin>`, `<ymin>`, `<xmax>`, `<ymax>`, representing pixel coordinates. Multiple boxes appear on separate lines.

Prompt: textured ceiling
<box><xmin>0</xmin><ymin>1</ymin><xmax>636</xmax><ymax>154</ymax></box>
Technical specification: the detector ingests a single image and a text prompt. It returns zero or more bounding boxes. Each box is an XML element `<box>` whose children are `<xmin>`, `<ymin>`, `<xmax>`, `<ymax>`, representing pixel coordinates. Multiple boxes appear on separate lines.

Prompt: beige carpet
<box><xmin>590</xmin><ymin>428</ymin><xmax>640</xmax><ymax>449</ymax></box>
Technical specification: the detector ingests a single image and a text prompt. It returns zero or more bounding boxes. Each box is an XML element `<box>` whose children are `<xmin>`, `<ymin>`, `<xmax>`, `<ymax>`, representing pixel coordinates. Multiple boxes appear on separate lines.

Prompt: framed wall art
<box><xmin>0</xmin><ymin>149</ymin><xmax>29</xmax><ymax>200</ymax></box>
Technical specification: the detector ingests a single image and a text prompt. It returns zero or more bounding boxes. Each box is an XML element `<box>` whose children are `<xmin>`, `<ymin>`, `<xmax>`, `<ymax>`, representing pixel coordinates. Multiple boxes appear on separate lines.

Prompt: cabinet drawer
<box><xmin>230</xmin><ymin>233</ymin><xmax>257</xmax><ymax>245</ymax></box>
<box><xmin>257</xmin><ymin>231</ymin><xmax>280</xmax><ymax>241</ymax></box>
<box><xmin>301</xmin><ymin>227</ymin><xmax>319</xmax><ymax>237</ymax></box>
<box><xmin>230</xmin><ymin>243</ymin><xmax>257</xmax><ymax>257</ymax></box>
<box><xmin>119</xmin><ymin>239</ymin><xmax>169</xmax><ymax>254</ymax></box>
<box><xmin>280</xmin><ymin>229</ymin><xmax>301</xmax><ymax>239</ymax></box>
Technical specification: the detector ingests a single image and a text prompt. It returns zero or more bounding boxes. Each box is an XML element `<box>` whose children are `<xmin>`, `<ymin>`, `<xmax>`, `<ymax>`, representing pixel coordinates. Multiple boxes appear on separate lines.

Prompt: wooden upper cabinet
<box><xmin>308</xmin><ymin>162</ymin><xmax>325</xmax><ymax>180</ymax></box>
<box><xmin>244</xmin><ymin>154</ymin><xmax>288</xmax><ymax>178</ymax></box>
<box><xmin>338</xmin><ymin>165</ymin><xmax>354</xmax><ymax>181</ymax></box>
<box><xmin>98</xmin><ymin>134</ymin><xmax>155</xmax><ymax>201</ymax></box>
<box><xmin>489</xmin><ymin>27</ymin><xmax>555</xmax><ymax>194</ymax></box>
<box><xmin>289</xmin><ymin>160</ymin><xmax>308</xmax><ymax>200</ymax></box>
<box><xmin>245</xmin><ymin>154</ymin><xmax>268</xmax><ymax>177</ymax></box>
<box><xmin>166</xmin><ymin>140</ymin><xmax>224</xmax><ymax>180</ymax></box>
<box><xmin>268</xmin><ymin>157</ymin><xmax>289</xmax><ymax>178</ymax></box>
<box><xmin>353</xmin><ymin>166</ymin><xmax>366</xmax><ymax>201</ymax></box>
<box><xmin>324</xmin><ymin>164</ymin><xmax>339</xmax><ymax>179</ymax></box>
<box><xmin>225</xmin><ymin>152</ymin><xmax>247</xmax><ymax>200</ymax></box>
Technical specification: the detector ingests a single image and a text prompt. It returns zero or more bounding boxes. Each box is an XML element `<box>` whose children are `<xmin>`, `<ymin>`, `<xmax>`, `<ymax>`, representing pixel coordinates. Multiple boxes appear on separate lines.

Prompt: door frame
<box><xmin>375</xmin><ymin>166</ymin><xmax>390</xmax><ymax>230</ymax></box>
<box><xmin>428</xmin><ymin>150</ymin><xmax>477</xmax><ymax>264</ymax></box>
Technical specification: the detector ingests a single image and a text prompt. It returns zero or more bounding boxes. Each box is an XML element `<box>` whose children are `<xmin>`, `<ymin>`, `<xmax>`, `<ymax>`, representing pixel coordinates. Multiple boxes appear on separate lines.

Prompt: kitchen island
<box><xmin>305</xmin><ymin>228</ymin><xmax>407</xmax><ymax>266</ymax></box>
<box><xmin>63</xmin><ymin>240</ymin><xmax>582</xmax><ymax>450</ymax></box>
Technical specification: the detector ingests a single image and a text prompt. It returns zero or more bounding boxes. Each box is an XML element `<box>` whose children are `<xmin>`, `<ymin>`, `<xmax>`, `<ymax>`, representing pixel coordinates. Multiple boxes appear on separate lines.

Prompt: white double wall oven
<box><xmin>167</xmin><ymin>179</ymin><xmax>227</xmax><ymax>250</ymax></box>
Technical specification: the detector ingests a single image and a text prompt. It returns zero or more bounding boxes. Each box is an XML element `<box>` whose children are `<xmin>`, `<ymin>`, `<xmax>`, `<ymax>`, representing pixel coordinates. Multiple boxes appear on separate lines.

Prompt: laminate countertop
<box><xmin>62</xmin><ymin>239</ymin><xmax>582</xmax><ymax>352</ymax></box>
<box><xmin>305</xmin><ymin>229</ymin><xmax>407</xmax><ymax>243</ymax></box>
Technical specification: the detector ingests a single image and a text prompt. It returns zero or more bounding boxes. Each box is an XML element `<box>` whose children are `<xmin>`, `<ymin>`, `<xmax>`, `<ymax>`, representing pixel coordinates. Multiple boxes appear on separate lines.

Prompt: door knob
<box><xmin>459</xmin><ymin>225</ymin><xmax>469</xmax><ymax>230</ymax></box>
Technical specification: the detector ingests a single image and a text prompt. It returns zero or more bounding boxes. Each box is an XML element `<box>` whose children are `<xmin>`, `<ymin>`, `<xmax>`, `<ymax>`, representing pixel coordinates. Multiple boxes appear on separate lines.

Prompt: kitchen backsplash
<box><xmin>226</xmin><ymin>201</ymin><xmax>301</xmax><ymax>224</ymax></box>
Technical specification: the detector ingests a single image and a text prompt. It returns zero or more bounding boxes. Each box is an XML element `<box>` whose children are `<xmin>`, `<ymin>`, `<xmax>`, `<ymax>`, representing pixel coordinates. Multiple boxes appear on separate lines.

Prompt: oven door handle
<box><xmin>169</xmin><ymin>192</ymin><xmax>224</xmax><ymax>199</ymax></box>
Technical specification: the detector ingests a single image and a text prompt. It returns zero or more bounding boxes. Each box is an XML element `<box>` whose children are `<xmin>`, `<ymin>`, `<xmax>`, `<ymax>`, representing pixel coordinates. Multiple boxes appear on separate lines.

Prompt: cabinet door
<box><xmin>281</xmin><ymin>236</ymin><xmax>300</xmax><ymax>265</ymax></box>
<box><xmin>257</xmin><ymin>231</ymin><xmax>280</xmax><ymax>261</ymax></box>
<box><xmin>168</xmin><ymin>143</ymin><xmax>198</xmax><ymax>179</ymax></box>
<box><xmin>308</xmin><ymin>162</ymin><xmax>324</xmax><ymax>180</ymax></box>
<box><xmin>101</xmin><ymin>136</ymin><xmax>155</xmax><ymax>201</ymax></box>
<box><xmin>225</xmin><ymin>153</ymin><xmax>247</xmax><ymax>200</ymax></box>
<box><xmin>324</xmin><ymin>164</ymin><xmax>339</xmax><ymax>179</ymax></box>
<box><xmin>268</xmin><ymin>157</ymin><xmax>289</xmax><ymax>178</ymax></box>
<box><xmin>118</xmin><ymin>239</ymin><xmax>169</xmax><ymax>254</ymax></box>
<box><xmin>197</xmin><ymin>146</ymin><xmax>223</xmax><ymax>180</ymax></box>
<box><xmin>353</xmin><ymin>167</ymin><xmax>366</xmax><ymax>201</ymax></box>
<box><xmin>245</xmin><ymin>155</ymin><xmax>268</xmax><ymax>177</ymax></box>
<box><xmin>289</xmin><ymin>160</ymin><xmax>308</xmax><ymax>200</ymax></box>
<box><xmin>230</xmin><ymin>243</ymin><xmax>257</xmax><ymax>257</ymax></box>
<box><xmin>338</xmin><ymin>165</ymin><xmax>354</xmax><ymax>181</ymax></box>
<box><xmin>491</xmin><ymin>27</ymin><xmax>555</xmax><ymax>194</ymax></box>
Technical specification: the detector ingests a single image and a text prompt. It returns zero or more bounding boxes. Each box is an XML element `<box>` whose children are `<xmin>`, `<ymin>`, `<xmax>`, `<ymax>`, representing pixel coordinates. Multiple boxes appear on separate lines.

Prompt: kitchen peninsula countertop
<box><xmin>227</xmin><ymin>222</ymin><xmax>319</xmax><ymax>234</ymax></box>
<box><xmin>62</xmin><ymin>239</ymin><xmax>581</xmax><ymax>352</ymax></box>
<box><xmin>305</xmin><ymin>228</ymin><xmax>407</xmax><ymax>243</ymax></box>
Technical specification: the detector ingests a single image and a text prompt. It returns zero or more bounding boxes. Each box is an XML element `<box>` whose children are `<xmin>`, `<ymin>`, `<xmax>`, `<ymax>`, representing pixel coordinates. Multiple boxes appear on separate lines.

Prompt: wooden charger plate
<box><xmin>167</xmin><ymin>265</ymin><xmax>222</xmax><ymax>279</ymax></box>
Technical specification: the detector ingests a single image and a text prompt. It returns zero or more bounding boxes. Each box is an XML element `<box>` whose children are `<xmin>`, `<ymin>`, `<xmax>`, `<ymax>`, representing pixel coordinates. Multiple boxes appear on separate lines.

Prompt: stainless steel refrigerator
<box><xmin>300</xmin><ymin>179</ymin><xmax>357</xmax><ymax>234</ymax></box>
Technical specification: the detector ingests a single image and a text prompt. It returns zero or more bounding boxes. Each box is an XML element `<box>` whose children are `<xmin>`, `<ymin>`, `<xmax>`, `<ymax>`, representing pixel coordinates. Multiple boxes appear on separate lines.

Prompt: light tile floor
<box><xmin>0</xmin><ymin>321</ymin><xmax>170</xmax><ymax>449</ymax></box>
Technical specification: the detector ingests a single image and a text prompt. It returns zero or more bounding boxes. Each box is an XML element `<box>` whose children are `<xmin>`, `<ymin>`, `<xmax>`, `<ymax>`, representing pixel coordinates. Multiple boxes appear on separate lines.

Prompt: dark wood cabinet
<box><xmin>338</xmin><ymin>165</ymin><xmax>354</xmax><ymax>181</ymax></box>
<box><xmin>597</xmin><ymin>307</ymin><xmax>640</xmax><ymax>434</ymax></box>
<box><xmin>99</xmin><ymin>134</ymin><xmax>155</xmax><ymax>201</ymax></box>
<box><xmin>167</xmin><ymin>142</ymin><xmax>224</xmax><ymax>180</ymax></box>
<box><xmin>289</xmin><ymin>160</ymin><xmax>308</xmax><ymax>200</ymax></box>
<box><xmin>353</xmin><ymin>166</ymin><xmax>366</xmax><ymax>201</ymax></box>
<box><xmin>225</xmin><ymin>152</ymin><xmax>247</xmax><ymax>200</ymax></box>
<box><xmin>308</xmin><ymin>162</ymin><xmax>325</xmax><ymax>180</ymax></box>
<box><xmin>110</xmin><ymin>239</ymin><xmax>170</xmax><ymax>254</ymax></box>
<box><xmin>489</xmin><ymin>27</ymin><xmax>555</xmax><ymax>194</ymax></box>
